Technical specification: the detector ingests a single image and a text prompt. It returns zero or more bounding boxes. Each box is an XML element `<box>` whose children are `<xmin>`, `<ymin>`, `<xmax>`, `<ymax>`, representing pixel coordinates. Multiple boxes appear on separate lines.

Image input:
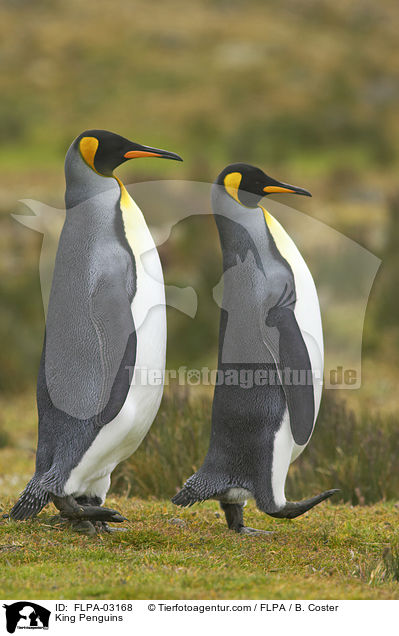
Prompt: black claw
<box><xmin>109</xmin><ymin>513</ymin><xmax>128</xmax><ymax>523</ymax></box>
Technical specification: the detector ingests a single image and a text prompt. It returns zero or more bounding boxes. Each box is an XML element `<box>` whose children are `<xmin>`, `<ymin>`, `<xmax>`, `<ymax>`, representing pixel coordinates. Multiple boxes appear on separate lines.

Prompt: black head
<box><xmin>216</xmin><ymin>163</ymin><xmax>311</xmax><ymax>208</ymax></box>
<box><xmin>75</xmin><ymin>129</ymin><xmax>183</xmax><ymax>176</ymax></box>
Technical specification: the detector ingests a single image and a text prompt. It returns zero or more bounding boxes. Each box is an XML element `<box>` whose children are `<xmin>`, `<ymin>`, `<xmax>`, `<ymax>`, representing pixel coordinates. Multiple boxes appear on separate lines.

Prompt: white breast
<box><xmin>64</xmin><ymin>189</ymin><xmax>166</xmax><ymax>500</ymax></box>
<box><xmin>262</xmin><ymin>208</ymin><xmax>324</xmax><ymax>462</ymax></box>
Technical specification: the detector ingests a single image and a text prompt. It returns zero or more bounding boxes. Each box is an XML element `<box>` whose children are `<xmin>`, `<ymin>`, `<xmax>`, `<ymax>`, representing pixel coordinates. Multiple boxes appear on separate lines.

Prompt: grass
<box><xmin>1</xmin><ymin>498</ymin><xmax>399</xmax><ymax>599</ymax></box>
<box><xmin>1</xmin><ymin>389</ymin><xmax>399</xmax><ymax>599</ymax></box>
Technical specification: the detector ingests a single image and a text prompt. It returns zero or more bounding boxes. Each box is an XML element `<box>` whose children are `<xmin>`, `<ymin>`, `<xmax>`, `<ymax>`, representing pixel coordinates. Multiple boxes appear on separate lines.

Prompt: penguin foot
<box><xmin>220</xmin><ymin>502</ymin><xmax>273</xmax><ymax>536</ymax></box>
<box><xmin>268</xmin><ymin>489</ymin><xmax>340</xmax><ymax>519</ymax></box>
<box><xmin>75</xmin><ymin>505</ymin><xmax>127</xmax><ymax>523</ymax></box>
<box><xmin>237</xmin><ymin>526</ymin><xmax>273</xmax><ymax>536</ymax></box>
<box><xmin>48</xmin><ymin>515</ymin><xmax>98</xmax><ymax>536</ymax></box>
<box><xmin>69</xmin><ymin>519</ymin><xmax>97</xmax><ymax>536</ymax></box>
<box><xmin>94</xmin><ymin>521</ymin><xmax>128</xmax><ymax>534</ymax></box>
<box><xmin>52</xmin><ymin>495</ymin><xmax>127</xmax><ymax>524</ymax></box>
<box><xmin>58</xmin><ymin>518</ymin><xmax>127</xmax><ymax>535</ymax></box>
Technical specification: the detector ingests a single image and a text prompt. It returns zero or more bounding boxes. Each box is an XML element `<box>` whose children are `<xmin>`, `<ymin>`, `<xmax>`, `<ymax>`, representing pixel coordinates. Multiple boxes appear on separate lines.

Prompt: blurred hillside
<box><xmin>0</xmin><ymin>0</ymin><xmax>398</xmax><ymax>195</ymax></box>
<box><xmin>0</xmin><ymin>0</ymin><xmax>398</xmax><ymax>417</ymax></box>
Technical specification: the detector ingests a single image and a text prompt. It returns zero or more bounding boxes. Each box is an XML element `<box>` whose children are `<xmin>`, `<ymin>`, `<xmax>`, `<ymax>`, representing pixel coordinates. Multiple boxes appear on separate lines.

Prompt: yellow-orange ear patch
<box><xmin>224</xmin><ymin>172</ymin><xmax>242</xmax><ymax>204</ymax></box>
<box><xmin>79</xmin><ymin>136</ymin><xmax>99</xmax><ymax>171</ymax></box>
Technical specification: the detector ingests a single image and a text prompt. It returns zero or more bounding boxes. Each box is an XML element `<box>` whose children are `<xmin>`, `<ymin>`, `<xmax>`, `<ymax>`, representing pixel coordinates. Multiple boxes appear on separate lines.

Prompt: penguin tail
<box><xmin>172</xmin><ymin>485</ymin><xmax>198</xmax><ymax>507</ymax></box>
<box><xmin>172</xmin><ymin>471</ymin><xmax>225</xmax><ymax>507</ymax></box>
<box><xmin>9</xmin><ymin>476</ymin><xmax>51</xmax><ymax>520</ymax></box>
<box><xmin>267</xmin><ymin>489</ymin><xmax>340</xmax><ymax>519</ymax></box>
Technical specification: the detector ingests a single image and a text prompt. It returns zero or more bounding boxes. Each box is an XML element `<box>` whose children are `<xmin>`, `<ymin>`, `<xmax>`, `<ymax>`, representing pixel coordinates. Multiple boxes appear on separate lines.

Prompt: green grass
<box><xmin>1</xmin><ymin>389</ymin><xmax>399</xmax><ymax>599</ymax></box>
<box><xmin>1</xmin><ymin>498</ymin><xmax>399</xmax><ymax>599</ymax></box>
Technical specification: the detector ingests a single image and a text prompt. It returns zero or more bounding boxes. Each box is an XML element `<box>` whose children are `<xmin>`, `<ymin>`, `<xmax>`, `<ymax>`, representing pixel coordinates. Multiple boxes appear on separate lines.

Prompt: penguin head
<box><xmin>72</xmin><ymin>129</ymin><xmax>183</xmax><ymax>177</ymax></box>
<box><xmin>216</xmin><ymin>163</ymin><xmax>311</xmax><ymax>208</ymax></box>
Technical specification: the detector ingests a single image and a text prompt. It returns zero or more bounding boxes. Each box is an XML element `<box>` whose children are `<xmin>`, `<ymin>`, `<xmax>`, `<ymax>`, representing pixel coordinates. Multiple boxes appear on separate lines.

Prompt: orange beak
<box><xmin>123</xmin><ymin>146</ymin><xmax>183</xmax><ymax>161</ymax></box>
<box><xmin>263</xmin><ymin>183</ymin><xmax>311</xmax><ymax>197</ymax></box>
<box><xmin>263</xmin><ymin>185</ymin><xmax>297</xmax><ymax>194</ymax></box>
<box><xmin>124</xmin><ymin>150</ymin><xmax>163</xmax><ymax>159</ymax></box>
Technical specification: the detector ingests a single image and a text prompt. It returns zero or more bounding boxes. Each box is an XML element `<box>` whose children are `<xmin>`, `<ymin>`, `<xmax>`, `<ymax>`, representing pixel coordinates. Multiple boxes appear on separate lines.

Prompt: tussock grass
<box><xmin>112</xmin><ymin>388</ymin><xmax>399</xmax><ymax>505</ymax></box>
<box><xmin>112</xmin><ymin>388</ymin><xmax>211</xmax><ymax>499</ymax></box>
<box><xmin>287</xmin><ymin>392</ymin><xmax>399</xmax><ymax>505</ymax></box>
<box><xmin>0</xmin><ymin>427</ymin><xmax>10</xmax><ymax>449</ymax></box>
<box><xmin>357</xmin><ymin>534</ymin><xmax>399</xmax><ymax>586</ymax></box>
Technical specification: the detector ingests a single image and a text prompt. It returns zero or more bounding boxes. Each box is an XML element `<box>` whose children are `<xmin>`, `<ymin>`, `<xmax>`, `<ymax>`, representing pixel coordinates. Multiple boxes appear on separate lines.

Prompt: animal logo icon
<box><xmin>3</xmin><ymin>602</ymin><xmax>50</xmax><ymax>634</ymax></box>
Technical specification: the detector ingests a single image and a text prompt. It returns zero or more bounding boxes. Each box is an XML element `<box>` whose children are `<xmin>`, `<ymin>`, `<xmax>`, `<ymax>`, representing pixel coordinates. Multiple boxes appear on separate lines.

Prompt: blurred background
<box><xmin>1</xmin><ymin>0</ymin><xmax>398</xmax><ymax>506</ymax></box>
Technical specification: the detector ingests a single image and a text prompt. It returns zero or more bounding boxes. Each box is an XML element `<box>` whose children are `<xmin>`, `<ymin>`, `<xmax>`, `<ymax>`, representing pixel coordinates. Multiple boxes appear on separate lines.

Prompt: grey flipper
<box><xmin>264</xmin><ymin>301</ymin><xmax>315</xmax><ymax>446</ymax></box>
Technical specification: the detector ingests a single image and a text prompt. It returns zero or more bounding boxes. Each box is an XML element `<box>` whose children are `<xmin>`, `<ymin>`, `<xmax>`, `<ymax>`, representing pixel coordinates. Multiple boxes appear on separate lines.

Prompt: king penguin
<box><xmin>173</xmin><ymin>163</ymin><xmax>338</xmax><ymax>534</ymax></box>
<box><xmin>10</xmin><ymin>129</ymin><xmax>182</xmax><ymax>534</ymax></box>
